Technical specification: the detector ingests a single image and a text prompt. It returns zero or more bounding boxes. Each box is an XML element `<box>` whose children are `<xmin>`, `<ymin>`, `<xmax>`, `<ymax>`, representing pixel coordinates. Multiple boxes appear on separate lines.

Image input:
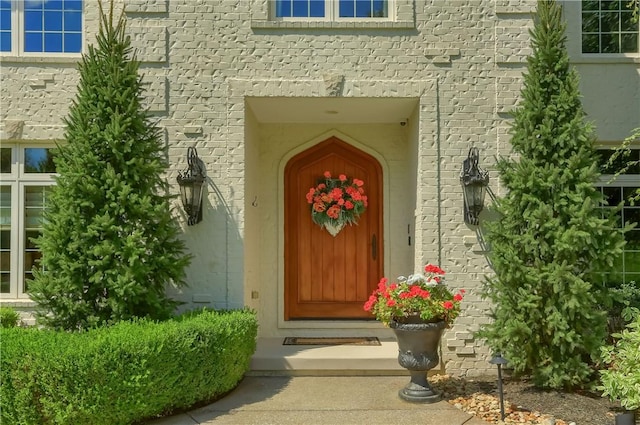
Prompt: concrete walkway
<box><xmin>146</xmin><ymin>376</ymin><xmax>488</xmax><ymax>425</ymax></box>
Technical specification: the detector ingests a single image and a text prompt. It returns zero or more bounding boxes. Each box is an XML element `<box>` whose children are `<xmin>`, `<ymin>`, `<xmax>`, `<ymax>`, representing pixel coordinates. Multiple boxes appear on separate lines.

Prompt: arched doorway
<box><xmin>284</xmin><ymin>136</ymin><xmax>383</xmax><ymax>320</ymax></box>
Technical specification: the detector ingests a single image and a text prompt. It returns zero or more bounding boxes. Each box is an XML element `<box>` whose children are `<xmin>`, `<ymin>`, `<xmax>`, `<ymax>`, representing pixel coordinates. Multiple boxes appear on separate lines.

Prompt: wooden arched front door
<box><xmin>284</xmin><ymin>137</ymin><xmax>383</xmax><ymax>320</ymax></box>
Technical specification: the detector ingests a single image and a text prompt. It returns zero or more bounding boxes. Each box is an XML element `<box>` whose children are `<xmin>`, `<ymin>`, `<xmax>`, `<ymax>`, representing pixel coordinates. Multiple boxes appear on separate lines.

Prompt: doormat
<box><xmin>283</xmin><ymin>337</ymin><xmax>381</xmax><ymax>346</ymax></box>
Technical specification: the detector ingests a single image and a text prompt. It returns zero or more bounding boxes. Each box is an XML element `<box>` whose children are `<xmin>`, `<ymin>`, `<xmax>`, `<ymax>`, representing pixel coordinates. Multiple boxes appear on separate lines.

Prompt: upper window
<box><xmin>274</xmin><ymin>0</ymin><xmax>388</xmax><ymax>19</ymax></box>
<box><xmin>582</xmin><ymin>0</ymin><xmax>639</xmax><ymax>53</ymax></box>
<box><xmin>0</xmin><ymin>0</ymin><xmax>83</xmax><ymax>55</ymax></box>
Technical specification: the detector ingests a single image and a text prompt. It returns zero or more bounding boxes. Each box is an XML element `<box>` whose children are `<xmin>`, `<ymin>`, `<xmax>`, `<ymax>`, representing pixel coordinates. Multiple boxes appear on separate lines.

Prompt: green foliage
<box><xmin>599</xmin><ymin>308</ymin><xmax>640</xmax><ymax>411</ymax></box>
<box><xmin>0</xmin><ymin>309</ymin><xmax>258</xmax><ymax>425</ymax></box>
<box><xmin>0</xmin><ymin>307</ymin><xmax>21</xmax><ymax>328</ymax></box>
<box><xmin>604</xmin><ymin>127</ymin><xmax>640</xmax><ymax>205</ymax></box>
<box><xmin>29</xmin><ymin>1</ymin><xmax>190</xmax><ymax>330</ymax></box>
<box><xmin>478</xmin><ymin>0</ymin><xmax>626</xmax><ymax>390</ymax></box>
<box><xmin>606</xmin><ymin>281</ymin><xmax>640</xmax><ymax>338</ymax></box>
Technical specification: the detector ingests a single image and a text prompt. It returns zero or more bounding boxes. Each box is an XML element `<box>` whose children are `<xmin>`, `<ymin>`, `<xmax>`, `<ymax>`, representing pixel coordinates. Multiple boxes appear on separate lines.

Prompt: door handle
<box><xmin>371</xmin><ymin>234</ymin><xmax>377</xmax><ymax>261</ymax></box>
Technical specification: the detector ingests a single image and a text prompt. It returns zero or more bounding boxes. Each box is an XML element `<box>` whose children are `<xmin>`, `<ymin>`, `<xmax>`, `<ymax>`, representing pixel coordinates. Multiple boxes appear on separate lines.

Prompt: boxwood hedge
<box><xmin>0</xmin><ymin>309</ymin><xmax>257</xmax><ymax>425</ymax></box>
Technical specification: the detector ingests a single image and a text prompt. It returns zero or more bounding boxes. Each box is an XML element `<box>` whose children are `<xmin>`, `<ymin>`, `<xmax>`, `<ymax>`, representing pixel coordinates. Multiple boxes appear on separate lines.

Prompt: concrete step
<box><xmin>249</xmin><ymin>337</ymin><xmax>408</xmax><ymax>376</ymax></box>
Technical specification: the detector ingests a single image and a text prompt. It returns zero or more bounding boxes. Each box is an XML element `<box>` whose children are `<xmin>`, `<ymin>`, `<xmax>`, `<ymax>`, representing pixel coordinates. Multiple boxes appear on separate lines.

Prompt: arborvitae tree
<box><xmin>30</xmin><ymin>2</ymin><xmax>190</xmax><ymax>330</ymax></box>
<box><xmin>478</xmin><ymin>0</ymin><xmax>626</xmax><ymax>389</ymax></box>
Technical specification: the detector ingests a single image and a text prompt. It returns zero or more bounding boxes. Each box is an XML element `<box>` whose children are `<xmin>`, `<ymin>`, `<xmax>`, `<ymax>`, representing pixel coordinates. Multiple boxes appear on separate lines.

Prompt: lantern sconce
<box><xmin>460</xmin><ymin>147</ymin><xmax>489</xmax><ymax>225</ymax></box>
<box><xmin>177</xmin><ymin>147</ymin><xmax>205</xmax><ymax>226</ymax></box>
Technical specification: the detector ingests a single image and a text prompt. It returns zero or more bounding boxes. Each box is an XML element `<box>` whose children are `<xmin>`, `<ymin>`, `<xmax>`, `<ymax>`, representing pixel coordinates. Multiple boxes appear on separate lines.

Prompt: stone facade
<box><xmin>1</xmin><ymin>0</ymin><xmax>638</xmax><ymax>376</ymax></box>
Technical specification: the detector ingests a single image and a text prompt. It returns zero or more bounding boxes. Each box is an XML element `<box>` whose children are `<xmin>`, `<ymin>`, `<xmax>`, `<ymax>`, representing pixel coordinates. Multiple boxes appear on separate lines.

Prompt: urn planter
<box><xmin>614</xmin><ymin>410</ymin><xmax>636</xmax><ymax>425</ymax></box>
<box><xmin>389</xmin><ymin>317</ymin><xmax>446</xmax><ymax>403</ymax></box>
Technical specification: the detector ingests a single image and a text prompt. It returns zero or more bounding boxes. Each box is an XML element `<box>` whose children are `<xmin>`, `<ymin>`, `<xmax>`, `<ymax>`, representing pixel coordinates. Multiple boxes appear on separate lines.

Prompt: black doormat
<box><xmin>283</xmin><ymin>337</ymin><xmax>381</xmax><ymax>346</ymax></box>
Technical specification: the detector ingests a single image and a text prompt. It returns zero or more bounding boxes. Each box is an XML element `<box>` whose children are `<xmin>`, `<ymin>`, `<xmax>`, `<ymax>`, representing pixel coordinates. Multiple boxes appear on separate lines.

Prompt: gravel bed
<box><xmin>430</xmin><ymin>374</ymin><xmax>621</xmax><ymax>425</ymax></box>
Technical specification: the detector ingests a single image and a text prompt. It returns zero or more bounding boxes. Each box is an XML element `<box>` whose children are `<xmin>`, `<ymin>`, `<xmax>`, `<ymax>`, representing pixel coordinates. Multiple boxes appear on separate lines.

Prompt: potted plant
<box><xmin>364</xmin><ymin>264</ymin><xmax>465</xmax><ymax>403</ymax></box>
<box><xmin>599</xmin><ymin>307</ymin><xmax>640</xmax><ymax>425</ymax></box>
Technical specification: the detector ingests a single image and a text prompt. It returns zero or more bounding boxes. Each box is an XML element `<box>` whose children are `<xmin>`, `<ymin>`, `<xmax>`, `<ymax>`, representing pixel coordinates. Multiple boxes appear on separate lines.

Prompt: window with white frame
<box><xmin>597</xmin><ymin>148</ymin><xmax>640</xmax><ymax>285</ymax></box>
<box><xmin>0</xmin><ymin>144</ymin><xmax>57</xmax><ymax>299</ymax></box>
<box><xmin>274</xmin><ymin>0</ymin><xmax>388</xmax><ymax>19</ymax></box>
<box><xmin>0</xmin><ymin>0</ymin><xmax>83</xmax><ymax>54</ymax></box>
<box><xmin>582</xmin><ymin>0</ymin><xmax>639</xmax><ymax>53</ymax></box>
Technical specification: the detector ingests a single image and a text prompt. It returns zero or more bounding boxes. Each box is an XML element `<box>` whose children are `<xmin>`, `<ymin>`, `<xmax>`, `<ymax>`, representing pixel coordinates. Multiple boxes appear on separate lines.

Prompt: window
<box><xmin>597</xmin><ymin>148</ymin><xmax>640</xmax><ymax>285</ymax></box>
<box><xmin>582</xmin><ymin>0</ymin><xmax>639</xmax><ymax>53</ymax></box>
<box><xmin>274</xmin><ymin>0</ymin><xmax>388</xmax><ymax>19</ymax></box>
<box><xmin>0</xmin><ymin>144</ymin><xmax>57</xmax><ymax>299</ymax></box>
<box><xmin>0</xmin><ymin>0</ymin><xmax>83</xmax><ymax>54</ymax></box>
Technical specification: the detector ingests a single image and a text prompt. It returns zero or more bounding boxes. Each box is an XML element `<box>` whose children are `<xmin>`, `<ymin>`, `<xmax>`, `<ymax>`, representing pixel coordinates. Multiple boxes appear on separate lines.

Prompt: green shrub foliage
<box><xmin>29</xmin><ymin>2</ymin><xmax>190</xmax><ymax>330</ymax></box>
<box><xmin>600</xmin><ymin>309</ymin><xmax>640</xmax><ymax>411</ymax></box>
<box><xmin>0</xmin><ymin>309</ymin><xmax>258</xmax><ymax>425</ymax></box>
<box><xmin>0</xmin><ymin>307</ymin><xmax>21</xmax><ymax>328</ymax></box>
<box><xmin>478</xmin><ymin>0</ymin><xmax>626</xmax><ymax>389</ymax></box>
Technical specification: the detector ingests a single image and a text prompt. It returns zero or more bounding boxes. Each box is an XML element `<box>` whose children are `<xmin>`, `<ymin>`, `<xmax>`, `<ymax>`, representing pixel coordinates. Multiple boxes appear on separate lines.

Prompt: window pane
<box><xmin>0</xmin><ymin>186</ymin><xmax>10</xmax><ymax>294</ymax></box>
<box><xmin>621</xmin><ymin>33</ymin><xmax>638</xmax><ymax>53</ymax></box>
<box><xmin>583</xmin><ymin>0</ymin><xmax>600</xmax><ymax>11</ymax></box>
<box><xmin>603</xmin><ymin>186</ymin><xmax>622</xmax><ymax>206</ymax></box>
<box><xmin>44</xmin><ymin>32</ymin><xmax>62</xmax><ymax>52</ymax></box>
<box><xmin>0</xmin><ymin>186</ymin><xmax>10</xmax><ymax>226</ymax></box>
<box><xmin>582</xmin><ymin>34</ymin><xmax>600</xmax><ymax>53</ymax></box>
<box><xmin>624</xmin><ymin>187</ymin><xmax>640</xmax><ymax>205</ymax></box>
<box><xmin>626</xmin><ymin>230</ymin><xmax>640</xmax><ymax>249</ymax></box>
<box><xmin>45</xmin><ymin>0</ymin><xmax>64</xmax><ymax>10</ymax></box>
<box><xmin>0</xmin><ymin>32</ymin><xmax>10</xmax><ymax>51</ymax></box>
<box><xmin>24</xmin><ymin>10</ymin><xmax>43</xmax><ymax>31</ymax></box>
<box><xmin>64</xmin><ymin>10</ymin><xmax>81</xmax><ymax>31</ymax></box>
<box><xmin>292</xmin><ymin>0</ymin><xmax>308</xmax><ymax>17</ymax></box>
<box><xmin>0</xmin><ymin>4</ymin><xmax>11</xmax><ymax>40</ymax></box>
<box><xmin>64</xmin><ymin>32</ymin><xmax>80</xmax><ymax>52</ymax></box>
<box><xmin>601</xmin><ymin>12</ymin><xmax>620</xmax><ymax>33</ymax></box>
<box><xmin>624</xmin><ymin>252</ymin><xmax>640</xmax><ymax>273</ymax></box>
<box><xmin>44</xmin><ymin>11</ymin><xmax>62</xmax><ymax>31</ymax></box>
<box><xmin>24</xmin><ymin>251</ymin><xmax>42</xmax><ymax>271</ymax></box>
<box><xmin>581</xmin><ymin>12</ymin><xmax>597</xmax><ymax>32</ymax></box>
<box><xmin>275</xmin><ymin>0</ymin><xmax>291</xmax><ymax>17</ymax></box>
<box><xmin>339</xmin><ymin>0</ymin><xmax>354</xmax><ymax>17</ymax></box>
<box><xmin>25</xmin><ymin>32</ymin><xmax>43</xmax><ymax>52</ymax></box>
<box><xmin>372</xmin><ymin>0</ymin><xmax>386</xmax><ymax>17</ymax></box>
<box><xmin>25</xmin><ymin>230</ymin><xmax>40</xmax><ymax>250</ymax></box>
<box><xmin>309</xmin><ymin>0</ymin><xmax>324</xmax><ymax>17</ymax></box>
<box><xmin>0</xmin><ymin>1</ymin><xmax>10</xmax><ymax>25</ymax></box>
<box><xmin>24</xmin><ymin>148</ymin><xmax>56</xmax><ymax>173</ymax></box>
<box><xmin>0</xmin><ymin>229</ymin><xmax>9</xmax><ymax>250</ymax></box>
<box><xmin>65</xmin><ymin>0</ymin><xmax>83</xmax><ymax>11</ymax></box>
<box><xmin>601</xmin><ymin>33</ymin><xmax>620</xmax><ymax>52</ymax></box>
<box><xmin>603</xmin><ymin>0</ymin><xmax>621</xmax><ymax>10</ymax></box>
<box><xmin>355</xmin><ymin>0</ymin><xmax>371</xmax><ymax>17</ymax></box>
<box><xmin>23</xmin><ymin>186</ymin><xmax>49</xmax><ymax>293</ymax></box>
<box><xmin>0</xmin><ymin>272</ymin><xmax>9</xmax><ymax>293</ymax></box>
<box><xmin>1</xmin><ymin>148</ymin><xmax>11</xmax><ymax>173</ymax></box>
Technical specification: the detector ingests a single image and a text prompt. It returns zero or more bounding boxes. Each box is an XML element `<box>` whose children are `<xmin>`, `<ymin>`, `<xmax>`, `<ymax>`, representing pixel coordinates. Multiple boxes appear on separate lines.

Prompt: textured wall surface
<box><xmin>1</xmin><ymin>0</ymin><xmax>638</xmax><ymax>376</ymax></box>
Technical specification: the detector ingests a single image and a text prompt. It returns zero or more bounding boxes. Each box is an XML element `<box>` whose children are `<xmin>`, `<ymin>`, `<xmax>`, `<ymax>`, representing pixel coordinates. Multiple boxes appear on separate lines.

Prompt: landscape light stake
<box><xmin>489</xmin><ymin>353</ymin><xmax>508</xmax><ymax>421</ymax></box>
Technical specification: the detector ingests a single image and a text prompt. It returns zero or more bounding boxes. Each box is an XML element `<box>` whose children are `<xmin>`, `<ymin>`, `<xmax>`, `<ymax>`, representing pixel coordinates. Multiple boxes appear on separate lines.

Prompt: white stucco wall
<box><xmin>2</xmin><ymin>0</ymin><xmax>638</xmax><ymax>376</ymax></box>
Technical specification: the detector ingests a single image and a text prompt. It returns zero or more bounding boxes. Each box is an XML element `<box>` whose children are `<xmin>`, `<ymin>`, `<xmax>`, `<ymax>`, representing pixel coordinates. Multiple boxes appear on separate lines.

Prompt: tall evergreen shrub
<box><xmin>478</xmin><ymin>0</ymin><xmax>626</xmax><ymax>389</ymax></box>
<box><xmin>30</xmin><ymin>2</ymin><xmax>190</xmax><ymax>330</ymax></box>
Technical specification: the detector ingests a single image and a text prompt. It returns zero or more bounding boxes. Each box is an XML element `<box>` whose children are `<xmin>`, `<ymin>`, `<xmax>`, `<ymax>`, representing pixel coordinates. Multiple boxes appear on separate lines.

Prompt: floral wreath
<box><xmin>305</xmin><ymin>171</ymin><xmax>368</xmax><ymax>236</ymax></box>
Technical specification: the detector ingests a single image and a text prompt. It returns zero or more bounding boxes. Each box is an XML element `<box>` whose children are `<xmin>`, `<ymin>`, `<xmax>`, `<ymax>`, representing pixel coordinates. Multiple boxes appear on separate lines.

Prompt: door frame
<box><xmin>277</xmin><ymin>130</ymin><xmax>391</xmax><ymax>328</ymax></box>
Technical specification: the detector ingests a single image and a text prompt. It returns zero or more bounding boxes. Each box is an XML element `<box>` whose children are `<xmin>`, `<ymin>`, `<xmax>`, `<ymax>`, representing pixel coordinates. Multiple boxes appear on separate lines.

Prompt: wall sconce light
<box><xmin>177</xmin><ymin>147</ymin><xmax>205</xmax><ymax>226</ymax></box>
<box><xmin>489</xmin><ymin>353</ymin><xmax>508</xmax><ymax>421</ymax></box>
<box><xmin>460</xmin><ymin>147</ymin><xmax>489</xmax><ymax>225</ymax></box>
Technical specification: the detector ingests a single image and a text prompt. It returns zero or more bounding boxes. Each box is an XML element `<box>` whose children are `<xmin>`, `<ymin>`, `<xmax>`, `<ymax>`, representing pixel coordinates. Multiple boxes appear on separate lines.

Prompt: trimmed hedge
<box><xmin>0</xmin><ymin>309</ymin><xmax>258</xmax><ymax>425</ymax></box>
